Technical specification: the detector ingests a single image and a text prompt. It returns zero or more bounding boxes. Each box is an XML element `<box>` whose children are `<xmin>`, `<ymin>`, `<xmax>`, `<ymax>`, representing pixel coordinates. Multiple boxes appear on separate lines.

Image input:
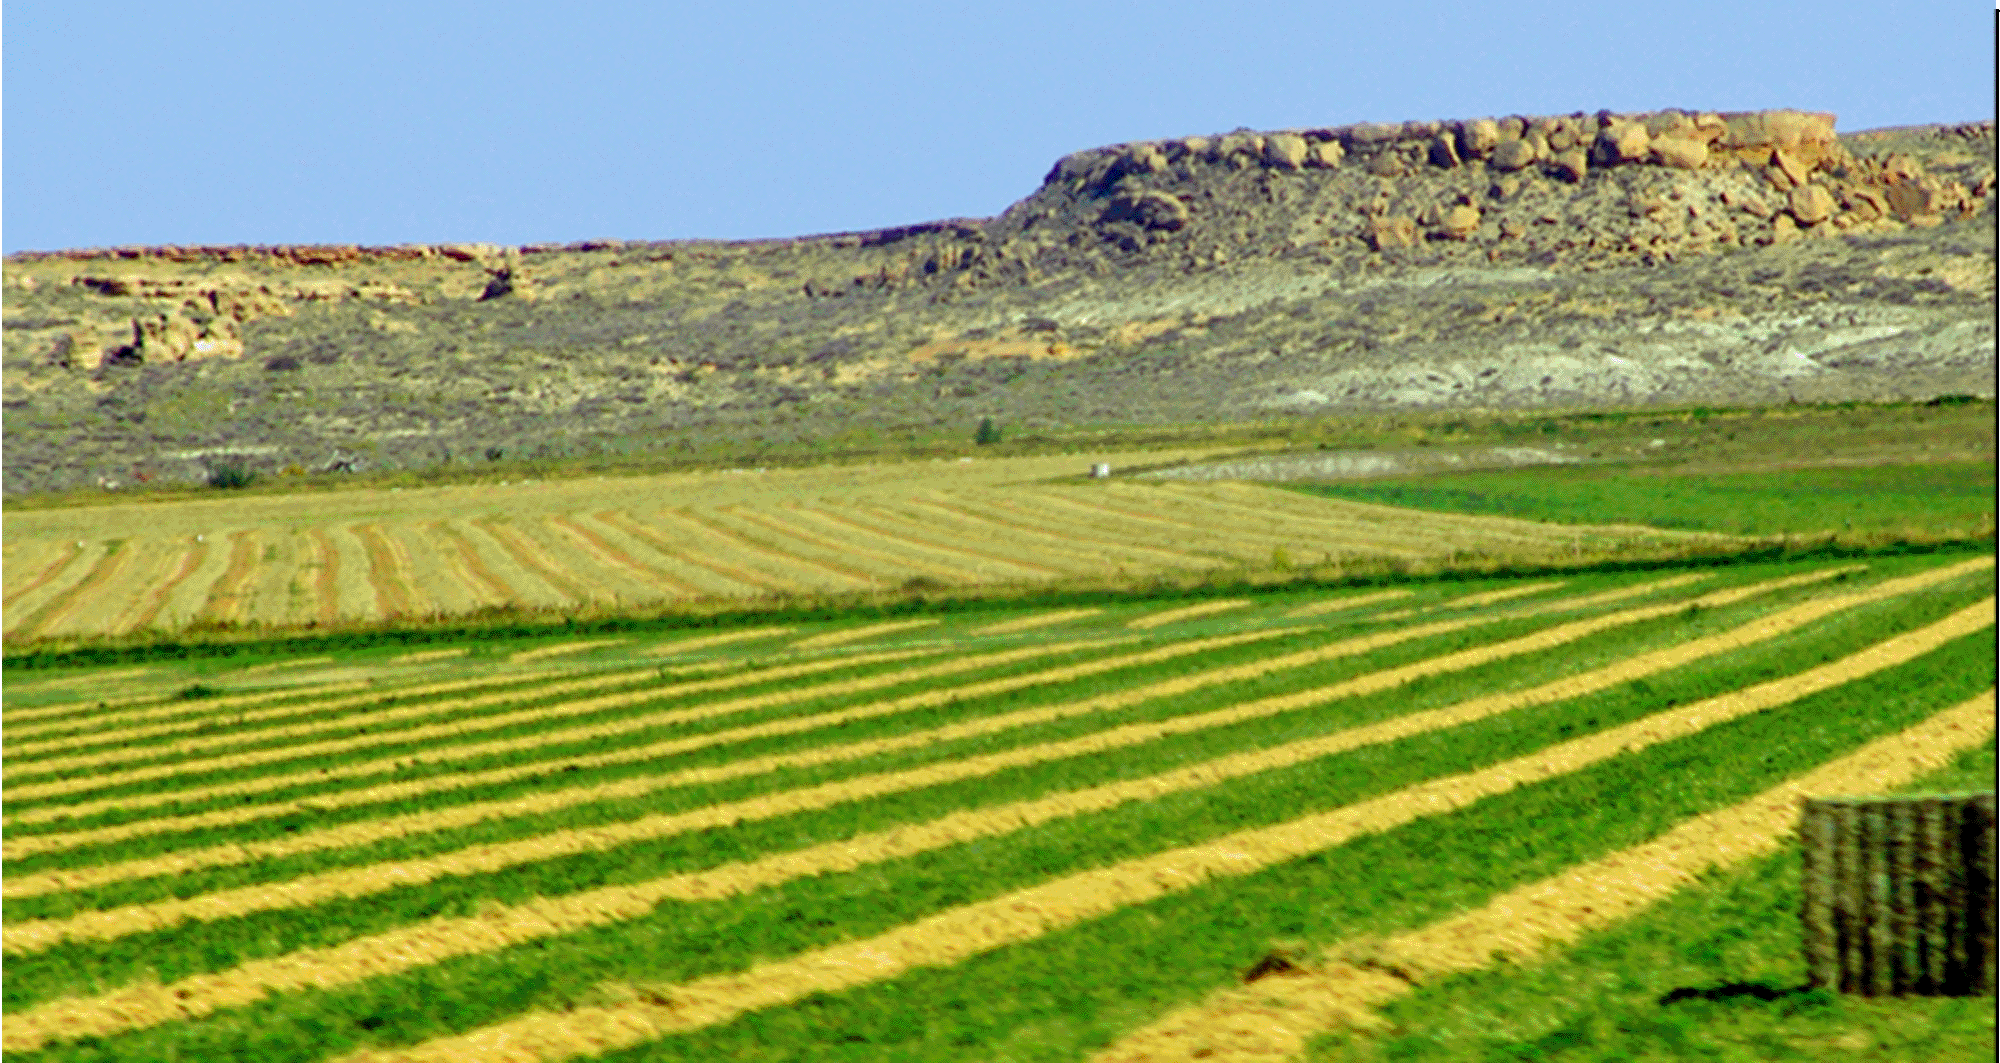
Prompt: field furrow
<box><xmin>351</xmin><ymin>524</ymin><xmax>418</xmax><ymax>618</ymax></box>
<box><xmin>1</xmin><ymin>539</ymin><xmax>83</xmax><ymax>610</ymax></box>
<box><xmin>473</xmin><ymin>518</ymin><xmax>595</xmax><ymax>604</ymax></box>
<box><xmin>550</xmin><ymin>514</ymin><xmax>720</xmax><ymax>598</ymax></box>
<box><xmin>725</xmin><ymin>503</ymin><xmax>971</xmax><ymax>582</ymax></box>
<box><xmin>592</xmin><ymin>510</ymin><xmax>797</xmax><ymax>595</ymax></box>
<box><xmin>290</xmin><ymin>601</ymin><xmax>1991</xmax><ymax>1063</ymax></box>
<box><xmin>661</xmin><ymin>507</ymin><xmax>877</xmax><ymax>589</ymax></box>
<box><xmin>423</xmin><ymin>521</ymin><xmax>515</xmax><ymax>607</ymax></box>
<box><xmin>61</xmin><ymin>537</ymin><xmax>189</xmax><ymax>638</ymax></box>
<box><xmin>525</xmin><ymin>515</ymin><xmax>681</xmax><ymax>605</ymax></box>
<box><xmin>6</xmin><ymin>539</ymin><xmax>131</xmax><ymax>642</ymax></box>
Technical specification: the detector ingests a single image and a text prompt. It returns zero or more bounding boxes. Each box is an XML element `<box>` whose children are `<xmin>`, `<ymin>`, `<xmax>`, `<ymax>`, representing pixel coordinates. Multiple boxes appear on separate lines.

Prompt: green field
<box><xmin>1290</xmin><ymin>461</ymin><xmax>1997</xmax><ymax>537</ymax></box>
<box><xmin>2</xmin><ymin>546</ymin><xmax>1993</xmax><ymax>1063</ymax></box>
<box><xmin>1308</xmin><ymin>739</ymin><xmax>1999</xmax><ymax>1063</ymax></box>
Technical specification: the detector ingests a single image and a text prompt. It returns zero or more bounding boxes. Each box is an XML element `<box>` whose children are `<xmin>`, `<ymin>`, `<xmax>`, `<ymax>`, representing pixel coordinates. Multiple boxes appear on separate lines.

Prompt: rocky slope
<box><xmin>3</xmin><ymin>109</ymin><xmax>1992</xmax><ymax>494</ymax></box>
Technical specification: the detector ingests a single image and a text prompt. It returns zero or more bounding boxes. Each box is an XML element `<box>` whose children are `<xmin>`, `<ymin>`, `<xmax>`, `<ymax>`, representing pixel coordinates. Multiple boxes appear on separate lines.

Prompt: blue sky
<box><xmin>5</xmin><ymin>1</ymin><xmax>1992</xmax><ymax>252</ymax></box>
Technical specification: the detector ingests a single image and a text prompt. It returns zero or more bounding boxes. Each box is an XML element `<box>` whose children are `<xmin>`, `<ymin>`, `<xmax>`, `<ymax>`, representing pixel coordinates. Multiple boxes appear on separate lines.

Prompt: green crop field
<box><xmin>1289</xmin><ymin>461</ymin><xmax>1997</xmax><ymax>538</ymax></box>
<box><xmin>3</xmin><ymin>546</ymin><xmax>1993</xmax><ymax>1063</ymax></box>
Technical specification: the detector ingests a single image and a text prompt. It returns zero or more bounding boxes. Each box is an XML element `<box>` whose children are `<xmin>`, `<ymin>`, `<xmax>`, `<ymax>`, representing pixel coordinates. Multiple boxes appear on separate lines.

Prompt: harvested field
<box><xmin>1</xmin><ymin>452</ymin><xmax>1725</xmax><ymax>642</ymax></box>
<box><xmin>3</xmin><ymin>551</ymin><xmax>1992</xmax><ymax>1063</ymax></box>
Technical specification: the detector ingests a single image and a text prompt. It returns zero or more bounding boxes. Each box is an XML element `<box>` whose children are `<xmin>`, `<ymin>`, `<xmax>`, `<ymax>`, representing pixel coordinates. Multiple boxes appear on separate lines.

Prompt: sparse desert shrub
<box><xmin>206</xmin><ymin>461</ymin><xmax>257</xmax><ymax>490</ymax></box>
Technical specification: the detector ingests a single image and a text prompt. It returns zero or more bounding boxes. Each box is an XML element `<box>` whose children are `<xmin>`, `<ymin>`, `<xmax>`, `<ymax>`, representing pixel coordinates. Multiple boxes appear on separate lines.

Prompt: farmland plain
<box><xmin>0</xmin><ymin>449</ymin><xmax>1727</xmax><ymax>644</ymax></box>
<box><xmin>2</xmin><ymin>546</ymin><xmax>1992</xmax><ymax>1062</ymax></box>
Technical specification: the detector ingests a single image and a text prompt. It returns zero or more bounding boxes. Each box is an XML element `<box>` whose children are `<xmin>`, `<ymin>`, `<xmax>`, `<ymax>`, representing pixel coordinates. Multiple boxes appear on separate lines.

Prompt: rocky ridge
<box><xmin>2</xmin><ymin>110</ymin><xmax>1992</xmax><ymax>493</ymax></box>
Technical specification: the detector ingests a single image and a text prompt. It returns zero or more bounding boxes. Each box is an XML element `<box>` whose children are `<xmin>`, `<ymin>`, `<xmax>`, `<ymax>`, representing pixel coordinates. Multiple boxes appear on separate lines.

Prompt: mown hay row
<box><xmin>388</xmin><ymin>523</ymin><xmax>486</xmax><ymax>618</ymax></box>
<box><xmin>987</xmin><ymin>491</ymin><xmax>1277</xmax><ymax>562</ymax></box>
<box><xmin>20</xmin><ymin>639</ymin><xmax>1377</xmax><ymax>893</ymax></box>
<box><xmin>974</xmin><ymin>608</ymin><xmax>1104</xmax><ymax>635</ymax></box>
<box><xmin>639</xmin><ymin>627</ymin><xmax>793</xmax><ymax>656</ymax></box>
<box><xmin>14</xmin><ymin>598</ymin><xmax>1987</xmax><ymax>1050</ymax></box>
<box><xmin>721</xmin><ymin>504</ymin><xmax>967</xmax><ymax>583</ymax></box>
<box><xmin>1086</xmin><ymin>484</ymin><xmax>1475</xmax><ymax>558</ymax></box>
<box><xmin>473</xmin><ymin>518</ymin><xmax>599</xmax><ymax>605</ymax></box>
<box><xmin>63</xmin><ymin>537</ymin><xmax>195</xmax><ymax>639</ymax></box>
<box><xmin>291</xmin><ymin>601</ymin><xmax>1993</xmax><ymax>1063</ymax></box>
<box><xmin>1127</xmin><ymin>600</ymin><xmax>1252</xmax><ymax>630</ymax></box>
<box><xmin>3</xmin><ymin>662</ymin><xmax>605</xmax><ymax>759</ymax></box>
<box><xmin>798</xmin><ymin>502</ymin><xmax>1068</xmax><ymax>580</ymax></box>
<box><xmin>11</xmin><ymin>633</ymin><xmax>1272</xmax><ymax>857</ymax></box>
<box><xmin>528</xmin><ymin>515</ymin><xmax>688</xmax><ymax>606</ymax></box>
<box><xmin>0</xmin><ymin>538</ymin><xmax>81</xmax><ymax>609</ymax></box>
<box><xmin>592</xmin><ymin>510</ymin><xmax>799</xmax><ymax>596</ymax></box>
<box><xmin>507</xmin><ymin>638</ymin><xmax>628</xmax><ymax>664</ymax></box>
<box><xmin>2</xmin><ymin>540</ymin><xmax>103</xmax><ymax>636</ymax></box>
<box><xmin>1284</xmin><ymin>589</ymin><xmax>1413</xmax><ymax>618</ymax></box>
<box><xmin>6</xmin><ymin>660</ymin><xmax>676</xmax><ymax>775</ymax></box>
<box><xmin>1091</xmin><ymin>690</ymin><xmax>2000</xmax><ymax>1063</ymax></box>
<box><xmin>1053</xmin><ymin>485</ymin><xmax>1504</xmax><ymax>560</ymax></box>
<box><xmin>547</xmin><ymin>515</ymin><xmax>699</xmax><ymax>599</ymax></box>
<box><xmin>562</xmin><ymin>513</ymin><xmax>749</xmax><ymax>598</ymax></box>
<box><xmin>5</xmin><ymin>540</ymin><xmax>132</xmax><ymax>642</ymax></box>
<box><xmin>12</xmin><ymin>576</ymin><xmax>1802</xmax><ymax>923</ymax></box>
<box><xmin>668</xmin><ymin>507</ymin><xmax>880</xmax><ymax>591</ymax></box>
<box><xmin>3</xmin><ymin>645</ymin><xmax>948</xmax><ymax>804</ymax></box>
<box><xmin>849</xmin><ymin>498</ymin><xmax>1112</xmax><ymax>574</ymax></box>
<box><xmin>423</xmin><ymin>521</ymin><xmax>517</xmax><ymax>609</ymax></box>
<box><xmin>23</xmin><ymin>568</ymin><xmax>1825</xmax><ymax>852</ymax></box>
<box><xmin>316</xmin><ymin>525</ymin><xmax>380</xmax><ymax>623</ymax></box>
<box><xmin>791</xmin><ymin>619</ymin><xmax>940</xmax><ymax>651</ymax></box>
<box><xmin>907</xmin><ymin>494</ymin><xmax>1210</xmax><ymax>569</ymax></box>
<box><xmin>0</xmin><ymin>648</ymin><xmax>939</xmax><ymax>832</ymax></box>
<box><xmin>351</xmin><ymin>524</ymin><xmax>418</xmax><ymax>618</ymax></box>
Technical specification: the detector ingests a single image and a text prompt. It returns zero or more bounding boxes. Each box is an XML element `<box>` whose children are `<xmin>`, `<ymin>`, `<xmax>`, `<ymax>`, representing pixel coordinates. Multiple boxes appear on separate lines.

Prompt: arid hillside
<box><xmin>3</xmin><ymin>109</ymin><xmax>1992</xmax><ymax>494</ymax></box>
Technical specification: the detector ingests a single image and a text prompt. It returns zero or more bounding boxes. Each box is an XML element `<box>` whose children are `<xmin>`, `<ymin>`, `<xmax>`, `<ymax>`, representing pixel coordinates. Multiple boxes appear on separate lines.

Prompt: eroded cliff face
<box><xmin>3</xmin><ymin>110</ymin><xmax>1993</xmax><ymax>493</ymax></box>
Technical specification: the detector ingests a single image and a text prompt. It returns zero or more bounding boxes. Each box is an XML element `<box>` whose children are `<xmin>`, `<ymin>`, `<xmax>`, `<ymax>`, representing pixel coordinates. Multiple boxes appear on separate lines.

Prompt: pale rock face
<box><xmin>1550</xmin><ymin>149</ymin><xmax>1588</xmax><ymax>183</ymax></box>
<box><xmin>1367</xmin><ymin>215</ymin><xmax>1418</xmax><ymax>249</ymax></box>
<box><xmin>1261</xmin><ymin>134</ymin><xmax>1308</xmax><ymax>170</ymax></box>
<box><xmin>1308</xmin><ymin>141</ymin><xmax>1345</xmax><ymax>168</ymax></box>
<box><xmin>1789</xmin><ymin>184</ymin><xmax>1837</xmax><ymax>226</ymax></box>
<box><xmin>1457</xmin><ymin>118</ymin><xmax>1500</xmax><ymax>159</ymax></box>
<box><xmin>1437</xmin><ymin>204</ymin><xmax>1482</xmax><ymax>239</ymax></box>
<box><xmin>1593</xmin><ymin>123</ymin><xmax>1652</xmax><ymax>165</ymax></box>
<box><xmin>1490</xmin><ymin>138</ymin><xmax>1539</xmax><ymax>172</ymax></box>
<box><xmin>1650</xmin><ymin>135</ymin><xmax>1710</xmax><ymax>170</ymax></box>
